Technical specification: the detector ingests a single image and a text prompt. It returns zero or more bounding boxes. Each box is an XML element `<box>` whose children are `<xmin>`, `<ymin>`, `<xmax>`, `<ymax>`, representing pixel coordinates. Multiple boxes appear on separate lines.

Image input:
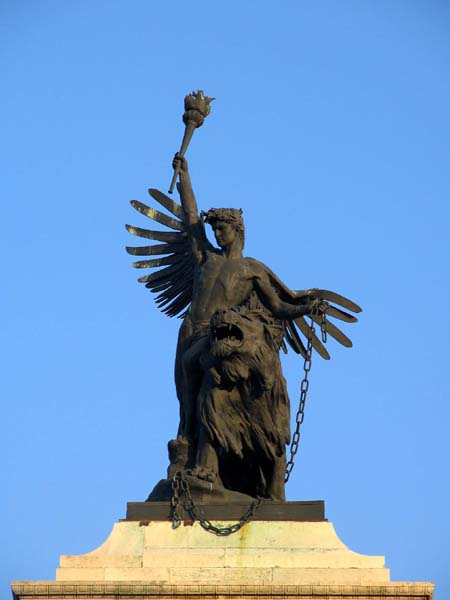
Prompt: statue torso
<box><xmin>189</xmin><ymin>251</ymin><xmax>253</xmax><ymax>324</ymax></box>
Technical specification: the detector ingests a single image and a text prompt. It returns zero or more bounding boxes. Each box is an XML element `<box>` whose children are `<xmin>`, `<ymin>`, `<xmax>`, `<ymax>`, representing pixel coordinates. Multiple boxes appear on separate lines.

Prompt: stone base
<box><xmin>11</xmin><ymin>504</ymin><xmax>434</xmax><ymax>600</ymax></box>
<box><xmin>53</xmin><ymin>519</ymin><xmax>389</xmax><ymax>584</ymax></box>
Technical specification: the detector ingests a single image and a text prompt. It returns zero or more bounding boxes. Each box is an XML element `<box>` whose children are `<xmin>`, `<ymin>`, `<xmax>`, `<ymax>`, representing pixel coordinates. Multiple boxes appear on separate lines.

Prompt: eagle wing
<box><xmin>126</xmin><ymin>188</ymin><xmax>197</xmax><ymax>318</ymax></box>
<box><xmin>282</xmin><ymin>287</ymin><xmax>362</xmax><ymax>360</ymax></box>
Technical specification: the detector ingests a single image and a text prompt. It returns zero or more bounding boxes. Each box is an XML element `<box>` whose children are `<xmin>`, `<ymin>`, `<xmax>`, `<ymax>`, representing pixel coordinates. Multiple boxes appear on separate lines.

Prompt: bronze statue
<box><xmin>126</xmin><ymin>92</ymin><xmax>361</xmax><ymax>503</ymax></box>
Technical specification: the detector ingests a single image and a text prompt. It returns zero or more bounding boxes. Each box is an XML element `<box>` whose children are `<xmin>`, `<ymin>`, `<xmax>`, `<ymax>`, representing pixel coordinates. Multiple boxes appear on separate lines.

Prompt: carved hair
<box><xmin>201</xmin><ymin>208</ymin><xmax>245</xmax><ymax>246</ymax></box>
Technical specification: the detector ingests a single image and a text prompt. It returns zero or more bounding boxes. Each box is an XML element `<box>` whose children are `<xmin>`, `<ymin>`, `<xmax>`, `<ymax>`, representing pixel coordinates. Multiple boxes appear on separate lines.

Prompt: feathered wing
<box><xmin>283</xmin><ymin>287</ymin><xmax>362</xmax><ymax>360</ymax></box>
<box><xmin>126</xmin><ymin>188</ymin><xmax>197</xmax><ymax>318</ymax></box>
<box><xmin>261</xmin><ymin>269</ymin><xmax>362</xmax><ymax>360</ymax></box>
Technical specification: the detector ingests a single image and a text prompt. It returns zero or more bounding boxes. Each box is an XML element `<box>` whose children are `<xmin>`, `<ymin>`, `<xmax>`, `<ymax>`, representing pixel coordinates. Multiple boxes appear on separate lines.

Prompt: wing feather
<box><xmin>283</xmin><ymin>325</ymin><xmax>299</xmax><ymax>355</ymax></box>
<box><xmin>327</xmin><ymin>306</ymin><xmax>358</xmax><ymax>323</ymax></box>
<box><xmin>125</xmin><ymin>224</ymin><xmax>185</xmax><ymax>243</ymax></box>
<box><xmin>126</xmin><ymin>243</ymin><xmax>184</xmax><ymax>256</ymax></box>
<box><xmin>311</xmin><ymin>315</ymin><xmax>353</xmax><ymax>348</ymax></box>
<box><xmin>130</xmin><ymin>200</ymin><xmax>184</xmax><ymax>231</ymax></box>
<box><xmin>148</xmin><ymin>188</ymin><xmax>185</xmax><ymax>220</ymax></box>
<box><xmin>132</xmin><ymin>255</ymin><xmax>182</xmax><ymax>269</ymax></box>
<box><xmin>294</xmin><ymin>317</ymin><xmax>330</xmax><ymax>360</ymax></box>
<box><xmin>156</xmin><ymin>271</ymin><xmax>193</xmax><ymax>305</ymax></box>
<box><xmin>317</xmin><ymin>289</ymin><xmax>362</xmax><ymax>313</ymax></box>
<box><xmin>137</xmin><ymin>261</ymin><xmax>189</xmax><ymax>284</ymax></box>
<box><xmin>284</xmin><ymin>321</ymin><xmax>307</xmax><ymax>358</ymax></box>
<box><xmin>164</xmin><ymin>290</ymin><xmax>192</xmax><ymax>318</ymax></box>
<box><xmin>147</xmin><ymin>280</ymin><xmax>173</xmax><ymax>293</ymax></box>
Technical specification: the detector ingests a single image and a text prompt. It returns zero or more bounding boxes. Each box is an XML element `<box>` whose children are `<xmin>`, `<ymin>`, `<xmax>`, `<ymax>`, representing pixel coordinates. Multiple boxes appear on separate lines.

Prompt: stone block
<box><xmin>59</xmin><ymin>554</ymin><xmax>142</xmax><ymax>568</ymax></box>
<box><xmin>168</xmin><ymin>566</ymin><xmax>273</xmax><ymax>585</ymax></box>
<box><xmin>271</xmin><ymin>566</ymin><xmax>390</xmax><ymax>584</ymax></box>
<box><xmin>103</xmin><ymin>567</ymin><xmax>170</xmax><ymax>582</ymax></box>
<box><xmin>223</xmin><ymin>547</ymin><xmax>385</xmax><ymax>568</ymax></box>
<box><xmin>142</xmin><ymin>548</ymin><xmax>225</xmax><ymax>568</ymax></box>
<box><xmin>142</xmin><ymin>520</ymin><xmax>352</xmax><ymax>550</ymax></box>
<box><xmin>55</xmin><ymin>568</ymin><xmax>105</xmax><ymax>581</ymax></box>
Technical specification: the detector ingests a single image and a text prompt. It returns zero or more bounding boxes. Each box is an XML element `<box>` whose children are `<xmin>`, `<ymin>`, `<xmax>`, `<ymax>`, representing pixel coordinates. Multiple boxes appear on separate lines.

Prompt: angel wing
<box><xmin>126</xmin><ymin>188</ymin><xmax>196</xmax><ymax>318</ymax></box>
<box><xmin>282</xmin><ymin>288</ymin><xmax>362</xmax><ymax>360</ymax></box>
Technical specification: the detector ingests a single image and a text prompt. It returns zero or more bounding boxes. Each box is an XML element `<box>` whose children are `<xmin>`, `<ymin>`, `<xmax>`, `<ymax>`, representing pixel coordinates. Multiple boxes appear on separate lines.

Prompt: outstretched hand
<box><xmin>173</xmin><ymin>152</ymin><xmax>188</xmax><ymax>173</ymax></box>
<box><xmin>310</xmin><ymin>298</ymin><xmax>330</xmax><ymax>315</ymax></box>
<box><xmin>293</xmin><ymin>290</ymin><xmax>329</xmax><ymax>314</ymax></box>
<box><xmin>293</xmin><ymin>288</ymin><xmax>320</xmax><ymax>303</ymax></box>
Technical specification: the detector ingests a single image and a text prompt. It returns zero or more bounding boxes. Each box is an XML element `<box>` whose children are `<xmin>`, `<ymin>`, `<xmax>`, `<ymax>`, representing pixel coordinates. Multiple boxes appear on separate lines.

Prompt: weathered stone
<box><xmin>11</xmin><ymin>580</ymin><xmax>435</xmax><ymax>600</ymax></box>
<box><xmin>54</xmin><ymin>520</ymin><xmax>390</xmax><ymax>584</ymax></box>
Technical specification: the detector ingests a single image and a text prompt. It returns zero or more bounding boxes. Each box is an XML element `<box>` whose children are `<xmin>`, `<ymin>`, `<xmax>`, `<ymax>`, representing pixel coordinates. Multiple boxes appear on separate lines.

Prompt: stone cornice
<box><xmin>11</xmin><ymin>581</ymin><xmax>435</xmax><ymax>600</ymax></box>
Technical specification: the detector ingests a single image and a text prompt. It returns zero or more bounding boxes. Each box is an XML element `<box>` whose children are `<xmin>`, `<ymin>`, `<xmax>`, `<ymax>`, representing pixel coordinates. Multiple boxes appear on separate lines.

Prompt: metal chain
<box><xmin>170</xmin><ymin>472</ymin><xmax>263</xmax><ymax>536</ymax></box>
<box><xmin>320</xmin><ymin>310</ymin><xmax>328</xmax><ymax>343</ymax></box>
<box><xmin>170</xmin><ymin>472</ymin><xmax>183</xmax><ymax>528</ymax></box>
<box><xmin>285</xmin><ymin>317</ymin><xmax>316</xmax><ymax>483</ymax></box>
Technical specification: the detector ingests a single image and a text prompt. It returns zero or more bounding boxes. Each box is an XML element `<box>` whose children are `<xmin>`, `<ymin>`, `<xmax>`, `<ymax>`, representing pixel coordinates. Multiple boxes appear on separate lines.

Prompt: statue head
<box><xmin>201</xmin><ymin>208</ymin><xmax>245</xmax><ymax>249</ymax></box>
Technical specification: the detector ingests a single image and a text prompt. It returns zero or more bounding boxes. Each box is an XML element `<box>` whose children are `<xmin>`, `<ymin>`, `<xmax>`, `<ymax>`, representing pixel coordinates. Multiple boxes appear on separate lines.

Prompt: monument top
<box><xmin>126</xmin><ymin>92</ymin><xmax>362</xmax><ymax>514</ymax></box>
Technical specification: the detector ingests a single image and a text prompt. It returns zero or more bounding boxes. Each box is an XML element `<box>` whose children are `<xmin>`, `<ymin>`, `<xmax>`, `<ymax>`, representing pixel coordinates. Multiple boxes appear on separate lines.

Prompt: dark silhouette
<box><xmin>126</xmin><ymin>153</ymin><xmax>361</xmax><ymax>502</ymax></box>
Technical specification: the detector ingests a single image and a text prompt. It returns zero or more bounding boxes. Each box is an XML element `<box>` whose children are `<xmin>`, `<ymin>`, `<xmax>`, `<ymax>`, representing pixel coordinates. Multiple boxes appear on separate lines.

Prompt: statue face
<box><xmin>212</xmin><ymin>221</ymin><xmax>236</xmax><ymax>249</ymax></box>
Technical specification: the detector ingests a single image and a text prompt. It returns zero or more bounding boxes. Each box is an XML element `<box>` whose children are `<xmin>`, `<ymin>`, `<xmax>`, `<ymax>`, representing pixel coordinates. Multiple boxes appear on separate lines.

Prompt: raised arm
<box><xmin>173</xmin><ymin>153</ymin><xmax>213</xmax><ymax>263</ymax></box>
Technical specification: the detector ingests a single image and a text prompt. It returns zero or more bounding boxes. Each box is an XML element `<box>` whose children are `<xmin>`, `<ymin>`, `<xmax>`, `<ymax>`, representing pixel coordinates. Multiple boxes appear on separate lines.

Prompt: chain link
<box><xmin>285</xmin><ymin>317</ymin><xmax>316</xmax><ymax>483</ymax></box>
<box><xmin>170</xmin><ymin>474</ymin><xmax>182</xmax><ymax>528</ymax></box>
<box><xmin>320</xmin><ymin>311</ymin><xmax>328</xmax><ymax>343</ymax></box>
<box><xmin>171</xmin><ymin>472</ymin><xmax>263</xmax><ymax>536</ymax></box>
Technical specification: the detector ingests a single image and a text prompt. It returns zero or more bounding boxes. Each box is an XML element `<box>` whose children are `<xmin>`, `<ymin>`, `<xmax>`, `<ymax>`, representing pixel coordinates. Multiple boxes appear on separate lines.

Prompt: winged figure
<box><xmin>127</xmin><ymin>154</ymin><xmax>361</xmax><ymax>501</ymax></box>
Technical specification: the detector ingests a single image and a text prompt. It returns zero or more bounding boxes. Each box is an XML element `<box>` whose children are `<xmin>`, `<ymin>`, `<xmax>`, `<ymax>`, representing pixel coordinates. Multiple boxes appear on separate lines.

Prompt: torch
<box><xmin>168</xmin><ymin>90</ymin><xmax>214</xmax><ymax>194</ymax></box>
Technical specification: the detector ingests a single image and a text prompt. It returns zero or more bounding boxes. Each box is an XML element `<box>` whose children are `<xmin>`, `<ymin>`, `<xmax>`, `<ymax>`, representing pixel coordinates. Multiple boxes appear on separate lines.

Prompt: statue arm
<box><xmin>250</xmin><ymin>260</ymin><xmax>314</xmax><ymax>319</ymax></box>
<box><xmin>176</xmin><ymin>154</ymin><xmax>199</xmax><ymax>223</ymax></box>
<box><xmin>174</xmin><ymin>154</ymin><xmax>213</xmax><ymax>263</ymax></box>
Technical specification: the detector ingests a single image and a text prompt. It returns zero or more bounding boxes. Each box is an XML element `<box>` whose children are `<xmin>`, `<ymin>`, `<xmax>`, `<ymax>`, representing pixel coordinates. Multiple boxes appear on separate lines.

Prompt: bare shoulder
<box><xmin>244</xmin><ymin>256</ymin><xmax>270</xmax><ymax>276</ymax></box>
<box><xmin>207</xmin><ymin>247</ymin><xmax>222</xmax><ymax>256</ymax></box>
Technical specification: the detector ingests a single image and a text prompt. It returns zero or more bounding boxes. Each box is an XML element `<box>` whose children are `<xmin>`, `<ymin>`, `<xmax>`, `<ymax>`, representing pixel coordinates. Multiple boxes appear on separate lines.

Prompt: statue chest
<box><xmin>199</xmin><ymin>256</ymin><xmax>251</xmax><ymax>299</ymax></box>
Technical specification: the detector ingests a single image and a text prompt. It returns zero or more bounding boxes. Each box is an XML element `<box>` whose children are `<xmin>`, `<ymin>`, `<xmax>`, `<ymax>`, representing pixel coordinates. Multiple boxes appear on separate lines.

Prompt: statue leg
<box><xmin>174</xmin><ymin>318</ymin><xmax>193</xmax><ymax>435</ymax></box>
<box><xmin>266</xmin><ymin>453</ymin><xmax>287</xmax><ymax>501</ymax></box>
<box><xmin>180</xmin><ymin>336</ymin><xmax>209</xmax><ymax>443</ymax></box>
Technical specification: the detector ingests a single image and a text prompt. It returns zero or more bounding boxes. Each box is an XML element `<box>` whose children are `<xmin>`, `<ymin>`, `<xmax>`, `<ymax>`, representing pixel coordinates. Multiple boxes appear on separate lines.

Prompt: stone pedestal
<box><xmin>11</xmin><ymin>502</ymin><xmax>434</xmax><ymax>600</ymax></box>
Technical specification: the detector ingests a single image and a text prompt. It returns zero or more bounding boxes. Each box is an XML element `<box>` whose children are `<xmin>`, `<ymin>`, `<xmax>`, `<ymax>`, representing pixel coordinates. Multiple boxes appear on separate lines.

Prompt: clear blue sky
<box><xmin>2</xmin><ymin>1</ymin><xmax>449</xmax><ymax>598</ymax></box>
